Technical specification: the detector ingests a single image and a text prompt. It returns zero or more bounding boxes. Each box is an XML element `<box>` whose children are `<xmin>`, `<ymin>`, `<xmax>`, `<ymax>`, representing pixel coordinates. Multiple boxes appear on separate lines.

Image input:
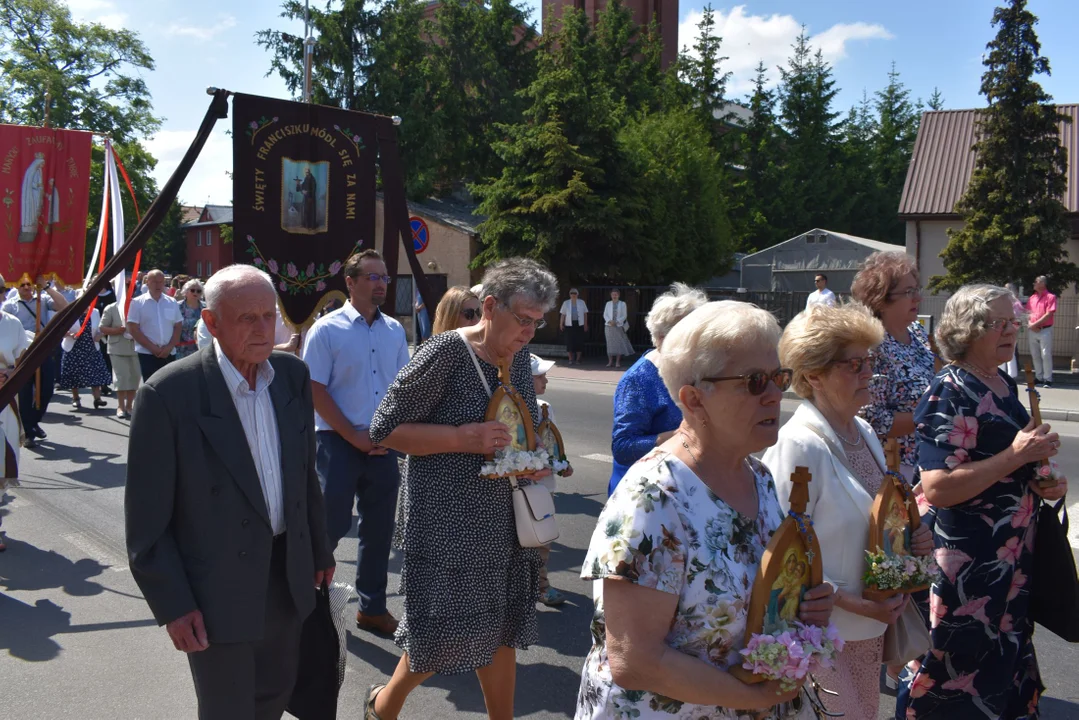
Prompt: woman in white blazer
<box><xmin>762</xmin><ymin>303</ymin><xmax>933</xmax><ymax>720</ymax></box>
<box><xmin>602</xmin><ymin>289</ymin><xmax>634</xmax><ymax>367</ymax></box>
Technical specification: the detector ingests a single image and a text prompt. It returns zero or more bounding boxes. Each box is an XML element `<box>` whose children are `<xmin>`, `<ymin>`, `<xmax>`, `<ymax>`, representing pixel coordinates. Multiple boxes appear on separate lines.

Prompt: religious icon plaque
<box><xmin>479</xmin><ymin>362</ymin><xmax>538</xmax><ymax>478</ymax></box>
<box><xmin>730</xmin><ymin>466</ymin><xmax>824</xmax><ymax>685</ymax></box>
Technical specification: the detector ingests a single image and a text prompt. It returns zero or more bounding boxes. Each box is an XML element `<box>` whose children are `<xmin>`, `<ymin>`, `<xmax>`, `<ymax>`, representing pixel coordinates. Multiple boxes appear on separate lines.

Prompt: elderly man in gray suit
<box><xmin>125</xmin><ymin>264</ymin><xmax>335</xmax><ymax>719</ymax></box>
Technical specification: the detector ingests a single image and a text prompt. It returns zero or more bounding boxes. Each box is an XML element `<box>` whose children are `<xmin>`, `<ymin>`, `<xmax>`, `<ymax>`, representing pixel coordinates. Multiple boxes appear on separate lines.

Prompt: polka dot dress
<box><xmin>59</xmin><ymin>328</ymin><xmax>113</xmax><ymax>390</ymax></box>
<box><xmin>370</xmin><ymin>331</ymin><xmax>542</xmax><ymax>675</ymax></box>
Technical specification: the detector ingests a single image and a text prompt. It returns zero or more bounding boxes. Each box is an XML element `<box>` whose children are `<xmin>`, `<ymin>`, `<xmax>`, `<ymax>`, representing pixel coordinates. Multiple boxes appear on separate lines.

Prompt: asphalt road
<box><xmin>2</xmin><ymin>377</ymin><xmax>1079</xmax><ymax>719</ymax></box>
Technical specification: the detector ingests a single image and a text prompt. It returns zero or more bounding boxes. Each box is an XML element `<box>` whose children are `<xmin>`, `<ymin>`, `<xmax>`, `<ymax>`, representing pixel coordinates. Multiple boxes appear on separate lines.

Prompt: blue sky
<box><xmin>62</xmin><ymin>0</ymin><xmax>1079</xmax><ymax>207</ymax></box>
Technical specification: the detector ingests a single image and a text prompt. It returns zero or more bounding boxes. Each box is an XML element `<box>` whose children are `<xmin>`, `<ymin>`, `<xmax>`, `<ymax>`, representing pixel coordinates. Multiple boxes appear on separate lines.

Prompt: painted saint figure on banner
<box><xmin>281</xmin><ymin>158</ymin><xmax>329</xmax><ymax>233</ymax></box>
<box><xmin>763</xmin><ymin>547</ymin><xmax>810</xmax><ymax>633</ymax></box>
<box><xmin>497</xmin><ymin>397</ymin><xmax>528</xmax><ymax>451</ymax></box>
<box><xmin>882</xmin><ymin>496</ymin><xmax>911</xmax><ymax>557</ymax></box>
<box><xmin>19</xmin><ymin>153</ymin><xmax>59</xmax><ymax>243</ymax></box>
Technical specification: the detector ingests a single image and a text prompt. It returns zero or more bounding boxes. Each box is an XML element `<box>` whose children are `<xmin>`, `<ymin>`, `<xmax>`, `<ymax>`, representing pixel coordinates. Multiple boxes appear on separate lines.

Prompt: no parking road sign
<box><xmin>410</xmin><ymin>217</ymin><xmax>430</xmax><ymax>254</ymax></box>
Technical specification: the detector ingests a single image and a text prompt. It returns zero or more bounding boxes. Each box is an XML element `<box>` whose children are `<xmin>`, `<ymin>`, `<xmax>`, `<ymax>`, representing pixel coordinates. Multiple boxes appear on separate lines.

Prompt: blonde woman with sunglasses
<box><xmin>431</xmin><ymin>285</ymin><xmax>481</xmax><ymax>335</ymax></box>
<box><xmin>762</xmin><ymin>303</ymin><xmax>934</xmax><ymax>719</ymax></box>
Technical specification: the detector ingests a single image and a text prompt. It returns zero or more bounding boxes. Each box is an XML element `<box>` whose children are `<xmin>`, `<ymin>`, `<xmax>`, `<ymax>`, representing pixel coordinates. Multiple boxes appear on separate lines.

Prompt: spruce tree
<box><xmin>872</xmin><ymin>63</ymin><xmax>919</xmax><ymax>243</ymax></box>
<box><xmin>930</xmin><ymin>0</ymin><xmax>1077</xmax><ymax>291</ymax></box>
<box><xmin>730</xmin><ymin>62</ymin><xmax>786</xmax><ymax>252</ymax></box>
<box><xmin>680</xmin><ymin>5</ymin><xmax>732</xmax><ymax>145</ymax></box>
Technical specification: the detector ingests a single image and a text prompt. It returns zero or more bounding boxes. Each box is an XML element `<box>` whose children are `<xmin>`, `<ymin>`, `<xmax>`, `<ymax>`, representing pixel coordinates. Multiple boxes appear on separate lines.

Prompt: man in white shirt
<box><xmin>126</xmin><ymin>269</ymin><xmax>183</xmax><ymax>381</ymax></box>
<box><xmin>806</xmin><ymin>274</ymin><xmax>837</xmax><ymax>309</ymax></box>
<box><xmin>302</xmin><ymin>249</ymin><xmax>409</xmax><ymax>635</ymax></box>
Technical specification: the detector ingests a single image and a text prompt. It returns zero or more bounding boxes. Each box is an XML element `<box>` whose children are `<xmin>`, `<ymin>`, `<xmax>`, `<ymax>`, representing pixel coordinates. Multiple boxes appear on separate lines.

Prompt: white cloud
<box><xmin>165</xmin><ymin>15</ymin><xmax>238</xmax><ymax>43</ymax></box>
<box><xmin>63</xmin><ymin>0</ymin><xmax>127</xmax><ymax>29</ymax></box>
<box><xmin>678</xmin><ymin>5</ymin><xmax>893</xmax><ymax>96</ymax></box>
<box><xmin>145</xmin><ymin>127</ymin><xmax>233</xmax><ymax>207</ymax></box>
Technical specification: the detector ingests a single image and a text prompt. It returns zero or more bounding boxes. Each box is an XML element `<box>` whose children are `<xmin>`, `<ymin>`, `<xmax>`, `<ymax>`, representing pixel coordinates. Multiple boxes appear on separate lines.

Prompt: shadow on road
<box><xmin>0</xmin><ymin>537</ymin><xmax>107</xmax><ymax>595</ymax></box>
<box><xmin>21</xmin><ymin>439</ymin><xmax>125</xmax><ymax>489</ymax></box>
<box><xmin>1040</xmin><ymin>696</ymin><xmax>1079</xmax><ymax>719</ymax></box>
<box><xmin>554</xmin><ymin>491</ymin><xmax>606</xmax><ymax>519</ymax></box>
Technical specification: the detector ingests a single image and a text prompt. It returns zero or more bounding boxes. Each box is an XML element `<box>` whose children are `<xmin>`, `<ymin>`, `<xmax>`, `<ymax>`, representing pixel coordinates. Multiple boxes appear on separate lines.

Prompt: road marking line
<box><xmin>581</xmin><ymin>453</ymin><xmax>614</xmax><ymax>464</ymax></box>
<box><xmin>62</xmin><ymin>532</ymin><xmax>128</xmax><ymax>573</ymax></box>
<box><xmin>1068</xmin><ymin>502</ymin><xmax>1079</xmax><ymax>552</ymax></box>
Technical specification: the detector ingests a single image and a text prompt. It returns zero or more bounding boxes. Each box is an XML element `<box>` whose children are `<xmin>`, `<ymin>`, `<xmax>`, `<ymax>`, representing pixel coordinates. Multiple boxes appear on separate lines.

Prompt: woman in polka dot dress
<box><xmin>367</xmin><ymin>258</ymin><xmax>560</xmax><ymax>720</ymax></box>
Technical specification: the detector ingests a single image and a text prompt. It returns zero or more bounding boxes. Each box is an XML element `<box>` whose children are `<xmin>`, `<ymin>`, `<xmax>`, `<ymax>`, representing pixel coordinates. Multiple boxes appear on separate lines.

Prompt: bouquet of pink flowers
<box><xmin>864</xmin><ymin>550</ymin><xmax>938</xmax><ymax>592</ymax></box>
<box><xmin>1036</xmin><ymin>459</ymin><xmax>1065</xmax><ymax>486</ymax></box>
<box><xmin>739</xmin><ymin>622</ymin><xmax>844</xmax><ymax>690</ymax></box>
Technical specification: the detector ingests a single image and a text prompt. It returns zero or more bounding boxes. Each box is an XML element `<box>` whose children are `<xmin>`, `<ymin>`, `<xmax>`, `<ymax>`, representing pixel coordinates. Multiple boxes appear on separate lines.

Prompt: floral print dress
<box><xmin>901</xmin><ymin>367</ymin><xmax>1042</xmax><ymax>719</ymax></box>
<box><xmin>576</xmin><ymin>449</ymin><xmax>794</xmax><ymax>720</ymax></box>
<box><xmin>862</xmin><ymin>322</ymin><xmax>936</xmax><ymax>467</ymax></box>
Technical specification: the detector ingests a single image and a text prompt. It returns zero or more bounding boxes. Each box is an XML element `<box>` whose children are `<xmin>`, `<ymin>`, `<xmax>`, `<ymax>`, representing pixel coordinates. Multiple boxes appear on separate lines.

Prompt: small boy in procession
<box><xmin>531</xmin><ymin>353</ymin><xmax>572</xmax><ymax>606</ymax></box>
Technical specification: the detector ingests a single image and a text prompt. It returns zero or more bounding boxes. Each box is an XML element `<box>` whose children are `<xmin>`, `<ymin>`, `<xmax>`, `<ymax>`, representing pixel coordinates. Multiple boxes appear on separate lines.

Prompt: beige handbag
<box><xmin>459</xmin><ymin>330</ymin><xmax>559</xmax><ymax>548</ymax></box>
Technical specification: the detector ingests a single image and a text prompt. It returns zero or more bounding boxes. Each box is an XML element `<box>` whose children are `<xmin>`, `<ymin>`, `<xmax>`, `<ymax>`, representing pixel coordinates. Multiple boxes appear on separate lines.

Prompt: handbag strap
<box><xmin>457</xmin><ymin>328</ymin><xmax>492</xmax><ymax>398</ymax></box>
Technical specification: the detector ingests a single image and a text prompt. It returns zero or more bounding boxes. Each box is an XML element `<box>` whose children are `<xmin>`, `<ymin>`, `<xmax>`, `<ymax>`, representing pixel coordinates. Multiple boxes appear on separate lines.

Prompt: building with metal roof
<box><xmin>899</xmin><ymin>105</ymin><xmax>1079</xmax><ymax>287</ymax></box>
<box><xmin>740</xmin><ymin>229</ymin><xmax>900</xmax><ymax>293</ymax></box>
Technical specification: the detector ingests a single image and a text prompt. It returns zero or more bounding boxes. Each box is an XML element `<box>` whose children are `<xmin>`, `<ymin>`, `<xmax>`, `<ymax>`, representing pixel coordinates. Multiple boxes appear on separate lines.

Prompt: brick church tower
<box><xmin>545</xmin><ymin>0</ymin><xmax>679</xmax><ymax>69</ymax></box>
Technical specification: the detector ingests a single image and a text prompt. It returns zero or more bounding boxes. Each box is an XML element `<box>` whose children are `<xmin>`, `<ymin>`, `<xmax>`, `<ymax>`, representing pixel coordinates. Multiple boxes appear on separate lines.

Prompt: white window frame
<box><xmin>206</xmin><ymin>229</ymin><xmax>212</xmax><ymax>246</ymax></box>
<box><xmin>196</xmin><ymin>230</ymin><xmax>202</xmax><ymax>247</ymax></box>
<box><xmin>197</xmin><ymin>260</ymin><xmax>203</xmax><ymax>276</ymax></box>
<box><xmin>207</xmin><ymin>261</ymin><xmax>213</xmax><ymax>276</ymax></box>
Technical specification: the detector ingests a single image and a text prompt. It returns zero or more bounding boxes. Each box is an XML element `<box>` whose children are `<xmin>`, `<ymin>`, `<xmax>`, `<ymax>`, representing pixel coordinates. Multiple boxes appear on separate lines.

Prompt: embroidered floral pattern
<box><xmin>245</xmin><ymin>234</ymin><xmax>353</xmax><ymax>296</ymax></box>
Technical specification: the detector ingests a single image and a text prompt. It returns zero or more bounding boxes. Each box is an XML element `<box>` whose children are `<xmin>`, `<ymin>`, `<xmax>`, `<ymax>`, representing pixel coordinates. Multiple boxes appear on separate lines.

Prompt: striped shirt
<box><xmin>214</xmin><ymin>341</ymin><xmax>285</xmax><ymax>535</ymax></box>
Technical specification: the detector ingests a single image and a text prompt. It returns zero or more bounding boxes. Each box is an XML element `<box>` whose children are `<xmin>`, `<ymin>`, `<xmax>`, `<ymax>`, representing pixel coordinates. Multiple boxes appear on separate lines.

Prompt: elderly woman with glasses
<box><xmin>431</xmin><ymin>285</ymin><xmax>481</xmax><ymax>335</ymax></box>
<box><xmin>851</xmin><ymin>251</ymin><xmax>934</xmax><ymax>483</ymax></box>
<box><xmin>762</xmin><ymin>304</ymin><xmax>934</xmax><ymax>719</ymax></box>
<box><xmin>576</xmin><ymin>301</ymin><xmax>835</xmax><ymax>720</ymax></box>
<box><xmin>896</xmin><ymin>284</ymin><xmax>1067</xmax><ymax>720</ymax></box>
<box><xmin>608</xmin><ymin>283</ymin><xmax>708</xmax><ymax>495</ymax></box>
<box><xmin>367</xmin><ymin>258</ymin><xmax>559</xmax><ymax>720</ymax></box>
<box><xmin>174</xmin><ymin>279</ymin><xmax>205</xmax><ymax>360</ymax></box>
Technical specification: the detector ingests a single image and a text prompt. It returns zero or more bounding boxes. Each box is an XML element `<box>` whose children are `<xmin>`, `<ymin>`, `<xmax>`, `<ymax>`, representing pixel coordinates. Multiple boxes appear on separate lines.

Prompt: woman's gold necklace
<box><xmin>957</xmin><ymin>360</ymin><xmax>998</xmax><ymax>382</ymax></box>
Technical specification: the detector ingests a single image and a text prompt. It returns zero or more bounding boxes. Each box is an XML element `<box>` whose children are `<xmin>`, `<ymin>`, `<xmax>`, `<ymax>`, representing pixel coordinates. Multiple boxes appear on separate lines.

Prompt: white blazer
<box><xmin>603</xmin><ymin>300</ymin><xmax>628</xmax><ymax>330</ymax></box>
<box><xmin>761</xmin><ymin>400</ymin><xmax>888</xmax><ymax>642</ymax></box>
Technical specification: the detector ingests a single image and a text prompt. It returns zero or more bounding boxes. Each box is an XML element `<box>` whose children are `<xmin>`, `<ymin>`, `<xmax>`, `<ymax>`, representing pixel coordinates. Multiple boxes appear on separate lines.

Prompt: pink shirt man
<box><xmin>1027</xmin><ymin>287</ymin><xmax>1056</xmax><ymax>330</ymax></box>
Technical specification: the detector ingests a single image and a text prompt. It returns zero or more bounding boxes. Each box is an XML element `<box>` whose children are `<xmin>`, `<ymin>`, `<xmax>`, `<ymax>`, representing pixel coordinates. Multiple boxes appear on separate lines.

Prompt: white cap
<box><xmin>530</xmin><ymin>354</ymin><xmax>555</xmax><ymax>376</ymax></box>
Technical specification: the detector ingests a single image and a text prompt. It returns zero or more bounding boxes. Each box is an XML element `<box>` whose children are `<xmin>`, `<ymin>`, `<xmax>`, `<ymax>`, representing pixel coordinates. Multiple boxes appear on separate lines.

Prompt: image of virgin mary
<box><xmin>19</xmin><ymin>153</ymin><xmax>48</xmax><ymax>243</ymax></box>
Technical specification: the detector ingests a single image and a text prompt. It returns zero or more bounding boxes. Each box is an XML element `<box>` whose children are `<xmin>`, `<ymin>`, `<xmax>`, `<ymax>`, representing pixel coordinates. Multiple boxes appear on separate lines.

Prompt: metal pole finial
<box><xmin>392</xmin><ymin>116</ymin><xmax>403</xmax><ymax>126</ymax></box>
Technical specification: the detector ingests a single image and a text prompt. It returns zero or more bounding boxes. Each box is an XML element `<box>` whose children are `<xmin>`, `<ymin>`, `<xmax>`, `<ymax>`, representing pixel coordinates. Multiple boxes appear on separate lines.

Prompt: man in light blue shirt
<box><xmin>302</xmin><ymin>249</ymin><xmax>409</xmax><ymax>635</ymax></box>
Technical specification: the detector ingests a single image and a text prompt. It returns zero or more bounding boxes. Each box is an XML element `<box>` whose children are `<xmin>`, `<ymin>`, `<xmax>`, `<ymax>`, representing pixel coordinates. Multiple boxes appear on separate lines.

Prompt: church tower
<box><xmin>545</xmin><ymin>0</ymin><xmax>679</xmax><ymax>69</ymax></box>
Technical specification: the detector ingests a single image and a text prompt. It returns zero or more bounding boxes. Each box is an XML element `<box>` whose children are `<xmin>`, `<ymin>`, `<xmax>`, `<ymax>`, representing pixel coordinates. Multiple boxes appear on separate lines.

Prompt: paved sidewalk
<box><xmin>544</xmin><ymin>359</ymin><xmax>1079</xmax><ymax>421</ymax></box>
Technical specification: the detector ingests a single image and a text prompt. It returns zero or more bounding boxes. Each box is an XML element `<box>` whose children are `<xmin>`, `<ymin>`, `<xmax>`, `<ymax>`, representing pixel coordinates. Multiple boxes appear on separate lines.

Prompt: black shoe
<box><xmin>94</xmin><ymin>399</ymin><xmax>107</xmax><ymax>409</ymax></box>
<box><xmin>1041</xmin><ymin>382</ymin><xmax>1053</xmax><ymax>388</ymax></box>
<box><xmin>22</xmin><ymin>437</ymin><xmax>37</xmax><ymax>449</ymax></box>
<box><xmin>32</xmin><ymin>427</ymin><xmax>47</xmax><ymax>440</ymax></box>
<box><xmin>100</xmin><ymin>387</ymin><xmax>113</xmax><ymax>396</ymax></box>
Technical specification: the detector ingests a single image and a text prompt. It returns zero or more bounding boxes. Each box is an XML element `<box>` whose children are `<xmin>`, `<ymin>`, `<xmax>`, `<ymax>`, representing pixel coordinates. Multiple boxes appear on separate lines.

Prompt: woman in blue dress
<box><xmin>898</xmin><ymin>285</ymin><xmax>1067</xmax><ymax>719</ymax></box>
<box><xmin>608</xmin><ymin>283</ymin><xmax>706</xmax><ymax>495</ymax></box>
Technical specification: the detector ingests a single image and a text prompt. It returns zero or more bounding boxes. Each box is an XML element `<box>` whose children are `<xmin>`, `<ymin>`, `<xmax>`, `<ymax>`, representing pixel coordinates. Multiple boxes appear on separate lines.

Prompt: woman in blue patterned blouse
<box><xmin>608</xmin><ymin>283</ymin><xmax>707</xmax><ymax>495</ymax></box>
<box><xmin>851</xmin><ymin>251</ymin><xmax>936</xmax><ymax>482</ymax></box>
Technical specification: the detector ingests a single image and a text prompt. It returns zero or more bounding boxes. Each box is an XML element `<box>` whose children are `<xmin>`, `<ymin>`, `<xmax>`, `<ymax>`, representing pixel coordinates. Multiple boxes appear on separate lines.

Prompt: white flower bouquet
<box><xmin>480</xmin><ymin>448</ymin><xmax>554</xmax><ymax>478</ymax></box>
<box><xmin>863</xmin><ymin>550</ymin><xmax>938</xmax><ymax>595</ymax></box>
<box><xmin>739</xmin><ymin>622</ymin><xmax>844</xmax><ymax>691</ymax></box>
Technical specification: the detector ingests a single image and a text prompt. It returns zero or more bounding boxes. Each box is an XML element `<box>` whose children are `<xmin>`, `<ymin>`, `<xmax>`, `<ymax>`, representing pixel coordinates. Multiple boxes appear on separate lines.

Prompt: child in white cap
<box><xmin>531</xmin><ymin>353</ymin><xmax>572</xmax><ymax>606</ymax></box>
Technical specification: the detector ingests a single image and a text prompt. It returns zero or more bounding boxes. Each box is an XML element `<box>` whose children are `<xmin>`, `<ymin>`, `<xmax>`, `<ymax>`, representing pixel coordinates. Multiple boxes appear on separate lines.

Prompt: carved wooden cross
<box><xmin>885</xmin><ymin>438</ymin><xmax>901</xmax><ymax>474</ymax></box>
<box><xmin>788</xmin><ymin>466</ymin><xmax>812</xmax><ymax>515</ymax></box>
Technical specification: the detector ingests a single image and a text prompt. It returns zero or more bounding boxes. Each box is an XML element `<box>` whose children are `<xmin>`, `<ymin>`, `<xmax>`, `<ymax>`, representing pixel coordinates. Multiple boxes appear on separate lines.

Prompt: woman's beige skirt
<box><xmin>604</xmin><ymin>325</ymin><xmax>635</xmax><ymax>357</ymax></box>
<box><xmin>110</xmin><ymin>353</ymin><xmax>141</xmax><ymax>392</ymax></box>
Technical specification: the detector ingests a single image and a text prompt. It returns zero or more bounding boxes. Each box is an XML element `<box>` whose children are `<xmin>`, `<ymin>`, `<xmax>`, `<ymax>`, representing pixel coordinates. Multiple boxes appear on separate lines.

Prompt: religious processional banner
<box><xmin>0</xmin><ymin>125</ymin><xmax>93</xmax><ymax>286</ymax></box>
<box><xmin>232</xmin><ymin>94</ymin><xmax>378</xmax><ymax>329</ymax></box>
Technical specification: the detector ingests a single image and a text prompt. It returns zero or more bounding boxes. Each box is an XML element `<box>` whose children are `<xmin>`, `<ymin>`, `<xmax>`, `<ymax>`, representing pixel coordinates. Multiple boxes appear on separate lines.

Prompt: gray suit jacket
<box><xmin>125</xmin><ymin>346</ymin><xmax>334</xmax><ymax>643</ymax></box>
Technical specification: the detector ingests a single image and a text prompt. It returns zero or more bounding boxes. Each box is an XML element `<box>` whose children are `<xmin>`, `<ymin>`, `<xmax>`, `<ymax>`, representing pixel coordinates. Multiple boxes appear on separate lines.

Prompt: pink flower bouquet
<box><xmin>738</xmin><ymin>622</ymin><xmax>844</xmax><ymax>690</ymax></box>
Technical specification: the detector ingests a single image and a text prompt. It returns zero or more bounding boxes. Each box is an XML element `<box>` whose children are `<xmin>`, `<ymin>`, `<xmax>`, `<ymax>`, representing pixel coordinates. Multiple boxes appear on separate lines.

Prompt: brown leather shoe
<box><xmin>356</xmin><ymin>611</ymin><xmax>399</xmax><ymax>635</ymax></box>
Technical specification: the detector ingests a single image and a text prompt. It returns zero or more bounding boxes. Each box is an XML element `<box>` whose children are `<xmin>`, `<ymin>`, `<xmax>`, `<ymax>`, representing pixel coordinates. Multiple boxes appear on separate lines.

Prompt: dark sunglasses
<box><xmin>702</xmin><ymin>368</ymin><xmax>793</xmax><ymax>395</ymax></box>
<box><xmin>461</xmin><ymin>308</ymin><xmax>479</xmax><ymax>321</ymax></box>
<box><xmin>830</xmin><ymin>356</ymin><xmax>874</xmax><ymax>373</ymax></box>
<box><xmin>189</xmin><ymin>288</ymin><xmax>203</xmax><ymax>294</ymax></box>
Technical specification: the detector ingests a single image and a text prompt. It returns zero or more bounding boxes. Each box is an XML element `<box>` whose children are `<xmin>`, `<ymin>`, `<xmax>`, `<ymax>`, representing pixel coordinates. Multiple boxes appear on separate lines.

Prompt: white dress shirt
<box><xmin>214</xmin><ymin>341</ymin><xmax>286</xmax><ymax>536</ymax></box>
<box><xmin>127</xmin><ymin>293</ymin><xmax>182</xmax><ymax>354</ymax></box>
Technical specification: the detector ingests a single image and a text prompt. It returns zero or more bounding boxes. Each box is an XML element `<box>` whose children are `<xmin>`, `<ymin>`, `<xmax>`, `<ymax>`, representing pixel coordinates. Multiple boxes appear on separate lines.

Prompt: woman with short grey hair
<box><xmin>898</xmin><ymin>283</ymin><xmax>1068</xmax><ymax>717</ymax></box>
<box><xmin>607</xmin><ymin>283</ymin><xmax>707</xmax><ymax>495</ymax></box>
<box><xmin>578</xmin><ymin>301</ymin><xmax>835</xmax><ymax>719</ymax></box>
<box><xmin>367</xmin><ymin>257</ymin><xmax>558</xmax><ymax>720</ymax></box>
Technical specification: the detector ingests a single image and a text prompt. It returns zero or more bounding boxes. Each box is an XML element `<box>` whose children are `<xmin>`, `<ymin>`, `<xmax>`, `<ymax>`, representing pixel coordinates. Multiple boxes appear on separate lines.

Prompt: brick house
<box><xmin>182</xmin><ymin>205</ymin><xmax>233</xmax><ymax>279</ymax></box>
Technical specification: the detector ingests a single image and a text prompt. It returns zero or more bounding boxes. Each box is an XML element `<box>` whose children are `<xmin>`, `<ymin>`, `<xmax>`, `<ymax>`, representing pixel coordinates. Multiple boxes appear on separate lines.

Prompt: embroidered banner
<box><xmin>232</xmin><ymin>94</ymin><xmax>377</xmax><ymax>328</ymax></box>
<box><xmin>0</xmin><ymin>125</ymin><xmax>93</xmax><ymax>285</ymax></box>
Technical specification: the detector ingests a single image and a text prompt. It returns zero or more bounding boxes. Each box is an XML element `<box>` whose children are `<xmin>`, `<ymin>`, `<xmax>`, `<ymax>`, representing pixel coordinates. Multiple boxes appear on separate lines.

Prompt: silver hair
<box><xmin>646</xmin><ymin>283</ymin><xmax>709</xmax><ymax>348</ymax></box>
<box><xmin>935</xmin><ymin>283</ymin><xmax>1015</xmax><ymax>362</ymax></box>
<box><xmin>204</xmin><ymin>264</ymin><xmax>276</xmax><ymax>313</ymax></box>
<box><xmin>479</xmin><ymin>258</ymin><xmax>559</xmax><ymax>311</ymax></box>
<box><xmin>1035</xmin><ymin>275</ymin><xmax>1048</xmax><ymax>286</ymax></box>
<box><xmin>659</xmin><ymin>300</ymin><xmax>782</xmax><ymax>407</ymax></box>
<box><xmin>181</xmin><ymin>278</ymin><xmax>204</xmax><ymax>296</ymax></box>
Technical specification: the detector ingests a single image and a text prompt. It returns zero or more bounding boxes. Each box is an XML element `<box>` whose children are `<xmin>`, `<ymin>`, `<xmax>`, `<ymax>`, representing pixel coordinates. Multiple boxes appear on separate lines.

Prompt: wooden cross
<box><xmin>1023</xmin><ymin>363</ymin><xmax>1058</xmax><ymax>489</ymax></box>
<box><xmin>885</xmin><ymin>438</ymin><xmax>902</xmax><ymax>474</ymax></box>
<box><xmin>788</xmin><ymin>466</ymin><xmax>813</xmax><ymax>515</ymax></box>
<box><xmin>497</xmin><ymin>361</ymin><xmax>512</xmax><ymax>388</ymax></box>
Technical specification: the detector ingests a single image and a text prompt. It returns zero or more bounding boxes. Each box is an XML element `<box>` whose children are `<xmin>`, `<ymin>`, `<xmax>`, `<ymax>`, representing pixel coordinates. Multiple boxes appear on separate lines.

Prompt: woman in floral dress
<box><xmin>898</xmin><ymin>285</ymin><xmax>1067</xmax><ymax>719</ymax></box>
<box><xmin>851</xmin><ymin>251</ymin><xmax>935</xmax><ymax>482</ymax></box>
<box><xmin>174</xmin><ymin>279</ymin><xmax>204</xmax><ymax>360</ymax></box>
<box><xmin>576</xmin><ymin>301</ymin><xmax>835</xmax><ymax>720</ymax></box>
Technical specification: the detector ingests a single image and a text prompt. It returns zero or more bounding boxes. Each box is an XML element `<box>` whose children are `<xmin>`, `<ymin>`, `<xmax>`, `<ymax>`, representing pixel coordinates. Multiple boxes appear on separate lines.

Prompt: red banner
<box><xmin>0</xmin><ymin>124</ymin><xmax>93</xmax><ymax>286</ymax></box>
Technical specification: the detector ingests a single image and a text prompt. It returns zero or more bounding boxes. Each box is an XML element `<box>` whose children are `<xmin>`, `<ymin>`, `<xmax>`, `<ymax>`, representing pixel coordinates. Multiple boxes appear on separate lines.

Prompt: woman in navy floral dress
<box><xmin>899</xmin><ymin>285</ymin><xmax>1067</xmax><ymax>719</ymax></box>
